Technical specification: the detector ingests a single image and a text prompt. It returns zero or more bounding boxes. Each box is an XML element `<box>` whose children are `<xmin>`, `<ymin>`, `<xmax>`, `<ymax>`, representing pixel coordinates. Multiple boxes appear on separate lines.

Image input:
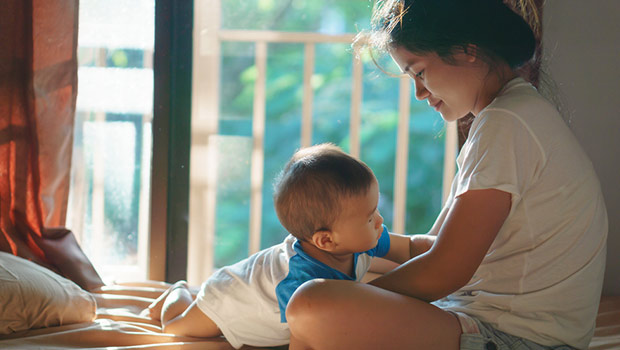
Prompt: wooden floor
<box><xmin>589</xmin><ymin>295</ymin><xmax>620</xmax><ymax>350</ymax></box>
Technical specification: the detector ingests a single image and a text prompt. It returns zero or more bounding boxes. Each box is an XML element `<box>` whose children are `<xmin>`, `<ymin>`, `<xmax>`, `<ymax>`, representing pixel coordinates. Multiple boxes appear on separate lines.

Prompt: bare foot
<box><xmin>145</xmin><ymin>281</ymin><xmax>188</xmax><ymax>321</ymax></box>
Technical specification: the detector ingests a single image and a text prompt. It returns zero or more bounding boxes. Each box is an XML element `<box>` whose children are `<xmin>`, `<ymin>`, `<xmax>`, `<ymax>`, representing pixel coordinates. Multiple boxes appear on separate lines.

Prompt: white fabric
<box><xmin>436</xmin><ymin>77</ymin><xmax>608</xmax><ymax>349</ymax></box>
<box><xmin>195</xmin><ymin>234</ymin><xmax>379</xmax><ymax>349</ymax></box>
<box><xmin>0</xmin><ymin>251</ymin><xmax>97</xmax><ymax>334</ymax></box>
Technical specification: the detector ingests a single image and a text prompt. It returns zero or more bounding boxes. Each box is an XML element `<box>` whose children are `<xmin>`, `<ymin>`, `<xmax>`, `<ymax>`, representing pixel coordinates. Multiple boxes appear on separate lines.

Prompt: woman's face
<box><xmin>389</xmin><ymin>45</ymin><xmax>489</xmax><ymax>121</ymax></box>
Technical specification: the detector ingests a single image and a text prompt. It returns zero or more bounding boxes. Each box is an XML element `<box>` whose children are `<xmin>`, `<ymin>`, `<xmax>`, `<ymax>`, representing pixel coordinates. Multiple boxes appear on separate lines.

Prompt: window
<box><xmin>67</xmin><ymin>0</ymin><xmax>457</xmax><ymax>284</ymax></box>
<box><xmin>67</xmin><ymin>0</ymin><xmax>155</xmax><ymax>282</ymax></box>
<box><xmin>187</xmin><ymin>0</ymin><xmax>457</xmax><ymax>285</ymax></box>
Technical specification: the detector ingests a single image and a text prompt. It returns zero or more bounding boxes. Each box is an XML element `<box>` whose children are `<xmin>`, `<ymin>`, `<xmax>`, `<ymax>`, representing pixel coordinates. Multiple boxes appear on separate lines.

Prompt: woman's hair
<box><xmin>273</xmin><ymin>143</ymin><xmax>376</xmax><ymax>241</ymax></box>
<box><xmin>364</xmin><ymin>0</ymin><xmax>537</xmax><ymax>69</ymax></box>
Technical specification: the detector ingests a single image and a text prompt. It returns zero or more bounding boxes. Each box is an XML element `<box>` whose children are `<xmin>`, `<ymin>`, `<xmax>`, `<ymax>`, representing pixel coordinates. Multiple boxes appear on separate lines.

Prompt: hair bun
<box><xmin>477</xmin><ymin>0</ymin><xmax>537</xmax><ymax>67</ymax></box>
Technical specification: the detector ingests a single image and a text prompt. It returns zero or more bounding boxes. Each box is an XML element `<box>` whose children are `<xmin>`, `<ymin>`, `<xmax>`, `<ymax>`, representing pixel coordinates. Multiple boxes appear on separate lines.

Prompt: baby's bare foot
<box><xmin>145</xmin><ymin>281</ymin><xmax>188</xmax><ymax>320</ymax></box>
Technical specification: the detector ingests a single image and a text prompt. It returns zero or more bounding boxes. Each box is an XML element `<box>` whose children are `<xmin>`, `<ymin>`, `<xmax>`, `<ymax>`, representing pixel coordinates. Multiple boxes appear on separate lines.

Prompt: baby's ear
<box><xmin>312</xmin><ymin>230</ymin><xmax>336</xmax><ymax>251</ymax></box>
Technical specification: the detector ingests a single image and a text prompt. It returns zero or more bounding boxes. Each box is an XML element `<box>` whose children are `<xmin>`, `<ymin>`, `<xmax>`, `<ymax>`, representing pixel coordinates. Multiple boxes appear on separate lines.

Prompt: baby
<box><xmin>147</xmin><ymin>143</ymin><xmax>418</xmax><ymax>348</ymax></box>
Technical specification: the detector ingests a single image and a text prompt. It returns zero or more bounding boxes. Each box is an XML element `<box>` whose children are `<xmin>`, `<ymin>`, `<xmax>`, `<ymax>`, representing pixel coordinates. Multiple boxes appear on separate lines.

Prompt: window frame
<box><xmin>150</xmin><ymin>0</ymin><xmax>194</xmax><ymax>282</ymax></box>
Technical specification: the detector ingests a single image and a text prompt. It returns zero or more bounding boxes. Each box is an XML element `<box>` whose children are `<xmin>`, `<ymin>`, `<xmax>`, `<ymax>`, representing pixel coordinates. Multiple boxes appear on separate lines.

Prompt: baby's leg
<box><xmin>161</xmin><ymin>285</ymin><xmax>221</xmax><ymax>338</ymax></box>
<box><xmin>146</xmin><ymin>280</ymin><xmax>188</xmax><ymax>320</ymax></box>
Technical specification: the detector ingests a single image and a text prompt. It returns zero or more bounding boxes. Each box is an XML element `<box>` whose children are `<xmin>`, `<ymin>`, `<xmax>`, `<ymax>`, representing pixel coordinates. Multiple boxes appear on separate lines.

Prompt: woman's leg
<box><xmin>286</xmin><ymin>279</ymin><xmax>461</xmax><ymax>350</ymax></box>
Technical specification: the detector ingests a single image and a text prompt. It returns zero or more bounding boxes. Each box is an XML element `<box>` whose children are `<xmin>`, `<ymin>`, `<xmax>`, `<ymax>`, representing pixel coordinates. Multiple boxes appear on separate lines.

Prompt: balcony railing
<box><xmin>186</xmin><ymin>0</ymin><xmax>458</xmax><ymax>285</ymax></box>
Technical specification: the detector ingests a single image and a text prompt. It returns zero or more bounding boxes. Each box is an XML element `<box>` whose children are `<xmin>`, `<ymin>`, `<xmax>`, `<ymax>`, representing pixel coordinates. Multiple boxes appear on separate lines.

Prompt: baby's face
<box><xmin>330</xmin><ymin>180</ymin><xmax>384</xmax><ymax>254</ymax></box>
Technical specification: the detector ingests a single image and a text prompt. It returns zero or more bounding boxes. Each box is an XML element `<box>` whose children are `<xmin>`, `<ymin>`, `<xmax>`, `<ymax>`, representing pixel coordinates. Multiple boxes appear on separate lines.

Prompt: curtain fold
<box><xmin>0</xmin><ymin>0</ymin><xmax>103</xmax><ymax>291</ymax></box>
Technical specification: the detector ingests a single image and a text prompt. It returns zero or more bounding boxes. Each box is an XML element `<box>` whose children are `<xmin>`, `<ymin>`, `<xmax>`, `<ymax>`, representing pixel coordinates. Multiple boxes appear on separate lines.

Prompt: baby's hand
<box><xmin>144</xmin><ymin>281</ymin><xmax>189</xmax><ymax>321</ymax></box>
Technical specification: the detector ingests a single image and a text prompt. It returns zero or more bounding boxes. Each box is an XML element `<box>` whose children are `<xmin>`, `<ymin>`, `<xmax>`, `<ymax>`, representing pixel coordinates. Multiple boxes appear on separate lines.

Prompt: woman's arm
<box><xmin>370</xmin><ymin>188</ymin><xmax>511</xmax><ymax>302</ymax></box>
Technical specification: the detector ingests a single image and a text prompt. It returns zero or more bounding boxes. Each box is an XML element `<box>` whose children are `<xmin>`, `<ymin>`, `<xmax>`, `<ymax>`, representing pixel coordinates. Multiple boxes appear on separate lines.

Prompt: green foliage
<box><xmin>221</xmin><ymin>0</ymin><xmax>373</xmax><ymax>33</ymax></box>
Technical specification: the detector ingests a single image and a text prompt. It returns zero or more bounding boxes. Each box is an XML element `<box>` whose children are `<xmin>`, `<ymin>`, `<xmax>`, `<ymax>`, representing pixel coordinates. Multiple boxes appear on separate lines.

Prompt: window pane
<box><xmin>213</xmin><ymin>136</ymin><xmax>252</xmax><ymax>267</ymax></box>
<box><xmin>68</xmin><ymin>0</ymin><xmax>154</xmax><ymax>282</ymax></box>
<box><xmin>406</xmin><ymin>102</ymin><xmax>445</xmax><ymax>234</ymax></box>
<box><xmin>359</xmin><ymin>54</ymin><xmax>400</xmax><ymax>231</ymax></box>
<box><xmin>213</xmin><ymin>42</ymin><xmax>256</xmax><ymax>267</ymax></box>
<box><xmin>311</xmin><ymin>43</ymin><xmax>354</xmax><ymax>148</ymax></box>
<box><xmin>261</xmin><ymin>43</ymin><xmax>305</xmax><ymax>249</ymax></box>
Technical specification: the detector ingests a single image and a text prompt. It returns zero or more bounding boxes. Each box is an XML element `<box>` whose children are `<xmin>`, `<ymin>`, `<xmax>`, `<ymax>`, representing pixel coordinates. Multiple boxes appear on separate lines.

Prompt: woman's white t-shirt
<box><xmin>436</xmin><ymin>77</ymin><xmax>608</xmax><ymax>349</ymax></box>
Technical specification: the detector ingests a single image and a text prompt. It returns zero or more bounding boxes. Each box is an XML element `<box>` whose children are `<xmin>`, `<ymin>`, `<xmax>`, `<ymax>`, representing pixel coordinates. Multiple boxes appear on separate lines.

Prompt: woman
<box><xmin>285</xmin><ymin>1</ymin><xmax>608</xmax><ymax>349</ymax></box>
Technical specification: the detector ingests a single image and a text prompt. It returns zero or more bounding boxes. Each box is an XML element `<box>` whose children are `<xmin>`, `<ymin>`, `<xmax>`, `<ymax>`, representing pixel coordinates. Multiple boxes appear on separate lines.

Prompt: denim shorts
<box><xmin>452</xmin><ymin>312</ymin><xmax>576</xmax><ymax>350</ymax></box>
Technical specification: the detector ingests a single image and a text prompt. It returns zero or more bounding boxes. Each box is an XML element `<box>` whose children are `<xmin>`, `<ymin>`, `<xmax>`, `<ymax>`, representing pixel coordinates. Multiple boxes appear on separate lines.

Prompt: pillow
<box><xmin>0</xmin><ymin>251</ymin><xmax>97</xmax><ymax>334</ymax></box>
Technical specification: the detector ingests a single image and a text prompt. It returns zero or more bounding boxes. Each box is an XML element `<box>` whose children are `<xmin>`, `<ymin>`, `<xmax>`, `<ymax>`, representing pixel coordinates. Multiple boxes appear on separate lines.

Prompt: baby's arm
<box><xmin>371</xmin><ymin>204</ymin><xmax>450</xmax><ymax>271</ymax></box>
<box><xmin>380</xmin><ymin>232</ymin><xmax>436</xmax><ymax>265</ymax></box>
<box><xmin>369</xmin><ymin>229</ymin><xmax>436</xmax><ymax>274</ymax></box>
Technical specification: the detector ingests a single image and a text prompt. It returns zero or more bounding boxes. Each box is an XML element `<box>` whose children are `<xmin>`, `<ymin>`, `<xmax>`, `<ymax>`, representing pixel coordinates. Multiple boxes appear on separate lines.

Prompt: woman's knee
<box><xmin>287</xmin><ymin>279</ymin><xmax>326</xmax><ymax>323</ymax></box>
<box><xmin>286</xmin><ymin>279</ymin><xmax>333</xmax><ymax>342</ymax></box>
<box><xmin>286</xmin><ymin>279</ymin><xmax>357</xmax><ymax>332</ymax></box>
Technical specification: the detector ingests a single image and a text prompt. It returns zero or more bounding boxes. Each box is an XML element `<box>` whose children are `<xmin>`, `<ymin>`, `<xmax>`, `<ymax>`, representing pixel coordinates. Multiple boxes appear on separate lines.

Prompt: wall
<box><xmin>543</xmin><ymin>0</ymin><xmax>620</xmax><ymax>295</ymax></box>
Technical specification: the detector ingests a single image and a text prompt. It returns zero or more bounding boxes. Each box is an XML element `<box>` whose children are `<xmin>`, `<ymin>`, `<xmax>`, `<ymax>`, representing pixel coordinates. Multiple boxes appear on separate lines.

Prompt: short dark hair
<box><xmin>364</xmin><ymin>0</ymin><xmax>536</xmax><ymax>69</ymax></box>
<box><xmin>273</xmin><ymin>143</ymin><xmax>376</xmax><ymax>240</ymax></box>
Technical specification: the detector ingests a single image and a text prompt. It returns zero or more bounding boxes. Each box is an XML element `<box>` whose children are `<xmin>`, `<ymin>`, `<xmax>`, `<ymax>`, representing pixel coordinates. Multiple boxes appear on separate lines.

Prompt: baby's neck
<box><xmin>298</xmin><ymin>240</ymin><xmax>355</xmax><ymax>278</ymax></box>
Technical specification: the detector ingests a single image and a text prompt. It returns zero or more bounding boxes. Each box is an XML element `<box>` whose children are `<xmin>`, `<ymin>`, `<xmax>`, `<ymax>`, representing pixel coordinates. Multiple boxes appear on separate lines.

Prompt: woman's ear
<box><xmin>312</xmin><ymin>230</ymin><xmax>336</xmax><ymax>251</ymax></box>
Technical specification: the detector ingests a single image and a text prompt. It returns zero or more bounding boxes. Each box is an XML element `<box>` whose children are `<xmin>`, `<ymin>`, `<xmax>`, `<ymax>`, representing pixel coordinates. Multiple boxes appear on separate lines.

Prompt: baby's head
<box><xmin>273</xmin><ymin>143</ymin><xmax>377</xmax><ymax>242</ymax></box>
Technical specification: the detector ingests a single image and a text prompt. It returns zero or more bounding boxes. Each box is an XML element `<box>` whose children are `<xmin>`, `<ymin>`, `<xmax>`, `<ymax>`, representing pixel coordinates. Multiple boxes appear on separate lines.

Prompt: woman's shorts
<box><xmin>451</xmin><ymin>311</ymin><xmax>576</xmax><ymax>350</ymax></box>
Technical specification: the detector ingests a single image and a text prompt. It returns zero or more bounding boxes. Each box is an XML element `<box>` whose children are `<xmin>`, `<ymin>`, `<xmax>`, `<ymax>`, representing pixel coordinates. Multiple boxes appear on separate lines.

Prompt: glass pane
<box><xmin>407</xmin><ymin>97</ymin><xmax>445</xmax><ymax>234</ymax></box>
<box><xmin>213</xmin><ymin>136</ymin><xmax>252</xmax><ymax>267</ymax></box>
<box><xmin>261</xmin><ymin>43</ymin><xmax>305</xmax><ymax>249</ymax></box>
<box><xmin>311</xmin><ymin>43</ymin><xmax>354</xmax><ymax>148</ymax></box>
<box><xmin>219</xmin><ymin>42</ymin><xmax>256</xmax><ymax>138</ymax></box>
<box><xmin>359</xmin><ymin>54</ymin><xmax>400</xmax><ymax>231</ymax></box>
<box><xmin>68</xmin><ymin>0</ymin><xmax>154</xmax><ymax>282</ymax></box>
<box><xmin>213</xmin><ymin>42</ymin><xmax>256</xmax><ymax>267</ymax></box>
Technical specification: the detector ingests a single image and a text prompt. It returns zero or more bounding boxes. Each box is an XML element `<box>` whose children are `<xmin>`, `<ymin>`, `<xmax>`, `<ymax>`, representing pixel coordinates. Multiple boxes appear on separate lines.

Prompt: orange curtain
<box><xmin>0</xmin><ymin>0</ymin><xmax>103</xmax><ymax>290</ymax></box>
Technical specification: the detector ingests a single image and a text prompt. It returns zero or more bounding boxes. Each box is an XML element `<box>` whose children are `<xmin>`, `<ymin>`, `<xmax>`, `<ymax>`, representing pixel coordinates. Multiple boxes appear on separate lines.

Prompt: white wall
<box><xmin>543</xmin><ymin>0</ymin><xmax>620</xmax><ymax>295</ymax></box>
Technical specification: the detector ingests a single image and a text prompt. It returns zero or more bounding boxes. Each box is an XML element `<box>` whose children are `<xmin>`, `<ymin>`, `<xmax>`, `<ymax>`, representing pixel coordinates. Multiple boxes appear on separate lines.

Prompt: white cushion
<box><xmin>0</xmin><ymin>251</ymin><xmax>96</xmax><ymax>334</ymax></box>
